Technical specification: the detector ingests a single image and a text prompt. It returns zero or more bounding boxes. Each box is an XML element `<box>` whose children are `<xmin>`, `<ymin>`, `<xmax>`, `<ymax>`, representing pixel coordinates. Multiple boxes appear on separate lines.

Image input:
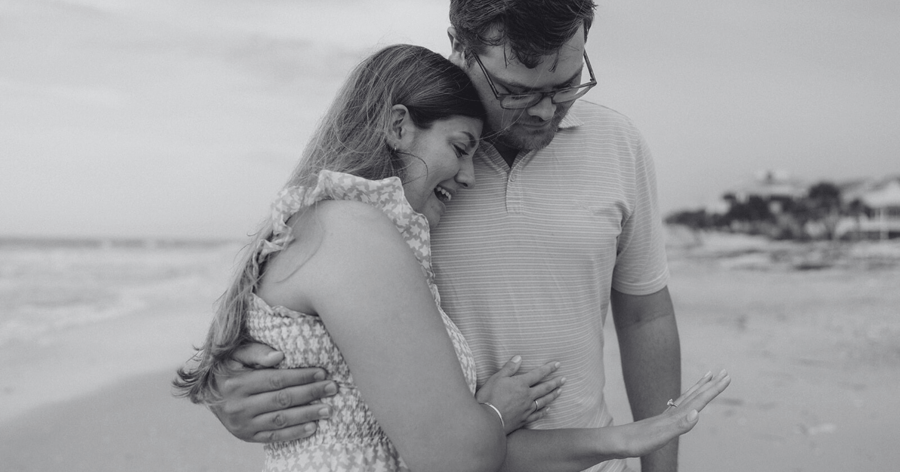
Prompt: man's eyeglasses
<box><xmin>470</xmin><ymin>51</ymin><xmax>597</xmax><ymax>110</ymax></box>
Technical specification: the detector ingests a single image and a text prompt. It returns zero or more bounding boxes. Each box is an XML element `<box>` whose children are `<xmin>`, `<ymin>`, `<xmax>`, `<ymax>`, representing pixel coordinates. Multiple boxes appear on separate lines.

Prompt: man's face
<box><xmin>452</xmin><ymin>25</ymin><xmax>587</xmax><ymax>153</ymax></box>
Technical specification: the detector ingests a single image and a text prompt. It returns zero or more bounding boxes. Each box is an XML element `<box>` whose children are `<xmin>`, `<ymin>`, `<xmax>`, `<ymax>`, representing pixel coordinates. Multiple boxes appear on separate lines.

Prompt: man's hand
<box><xmin>211</xmin><ymin>342</ymin><xmax>338</xmax><ymax>443</ymax></box>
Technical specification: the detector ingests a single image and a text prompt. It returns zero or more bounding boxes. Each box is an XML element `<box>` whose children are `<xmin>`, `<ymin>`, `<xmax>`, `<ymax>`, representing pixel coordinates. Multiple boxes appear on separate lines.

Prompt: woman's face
<box><xmin>400</xmin><ymin>115</ymin><xmax>482</xmax><ymax>228</ymax></box>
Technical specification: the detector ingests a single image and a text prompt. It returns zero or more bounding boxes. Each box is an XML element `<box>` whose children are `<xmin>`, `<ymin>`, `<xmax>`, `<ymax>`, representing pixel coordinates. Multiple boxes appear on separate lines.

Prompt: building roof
<box><xmin>842</xmin><ymin>175</ymin><xmax>900</xmax><ymax>208</ymax></box>
<box><xmin>724</xmin><ymin>170</ymin><xmax>807</xmax><ymax>201</ymax></box>
<box><xmin>861</xmin><ymin>180</ymin><xmax>900</xmax><ymax>208</ymax></box>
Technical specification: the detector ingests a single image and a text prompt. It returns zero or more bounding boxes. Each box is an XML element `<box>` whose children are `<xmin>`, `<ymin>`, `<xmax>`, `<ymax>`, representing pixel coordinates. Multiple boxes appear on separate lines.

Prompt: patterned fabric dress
<box><xmin>246</xmin><ymin>170</ymin><xmax>478</xmax><ymax>472</ymax></box>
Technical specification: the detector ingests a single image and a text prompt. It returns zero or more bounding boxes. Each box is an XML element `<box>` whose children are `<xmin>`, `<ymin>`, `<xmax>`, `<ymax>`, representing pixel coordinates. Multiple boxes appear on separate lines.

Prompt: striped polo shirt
<box><xmin>431</xmin><ymin>100</ymin><xmax>669</xmax><ymax>472</ymax></box>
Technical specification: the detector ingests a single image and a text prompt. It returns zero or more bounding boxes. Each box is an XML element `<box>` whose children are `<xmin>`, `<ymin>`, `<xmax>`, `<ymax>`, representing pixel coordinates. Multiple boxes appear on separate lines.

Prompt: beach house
<box><xmin>837</xmin><ymin>176</ymin><xmax>900</xmax><ymax>240</ymax></box>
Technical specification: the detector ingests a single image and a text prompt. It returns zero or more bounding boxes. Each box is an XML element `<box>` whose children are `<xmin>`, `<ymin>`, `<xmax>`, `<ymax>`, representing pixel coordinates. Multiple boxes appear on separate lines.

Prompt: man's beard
<box><xmin>488</xmin><ymin>108</ymin><xmax>567</xmax><ymax>152</ymax></box>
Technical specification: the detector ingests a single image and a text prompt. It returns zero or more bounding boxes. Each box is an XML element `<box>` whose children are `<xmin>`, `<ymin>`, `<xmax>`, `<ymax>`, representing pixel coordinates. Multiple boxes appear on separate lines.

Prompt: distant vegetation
<box><xmin>666</xmin><ymin>181</ymin><xmax>884</xmax><ymax>241</ymax></box>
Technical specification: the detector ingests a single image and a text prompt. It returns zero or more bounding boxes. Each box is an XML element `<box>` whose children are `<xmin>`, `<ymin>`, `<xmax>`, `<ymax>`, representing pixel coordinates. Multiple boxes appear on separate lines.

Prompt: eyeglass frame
<box><xmin>468</xmin><ymin>50</ymin><xmax>598</xmax><ymax>110</ymax></box>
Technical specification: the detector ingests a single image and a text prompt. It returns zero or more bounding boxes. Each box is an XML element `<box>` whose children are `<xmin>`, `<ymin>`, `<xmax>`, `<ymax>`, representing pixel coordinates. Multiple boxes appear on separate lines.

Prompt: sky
<box><xmin>2</xmin><ymin>0</ymin><xmax>898</xmax><ymax>239</ymax></box>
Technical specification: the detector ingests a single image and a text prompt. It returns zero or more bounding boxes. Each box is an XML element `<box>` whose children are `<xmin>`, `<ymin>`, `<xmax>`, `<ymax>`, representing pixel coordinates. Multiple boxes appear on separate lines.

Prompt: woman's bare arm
<box><xmin>496</xmin><ymin>370</ymin><xmax>731</xmax><ymax>472</ymax></box>
<box><xmin>261</xmin><ymin>200</ymin><xmax>506</xmax><ymax>472</ymax></box>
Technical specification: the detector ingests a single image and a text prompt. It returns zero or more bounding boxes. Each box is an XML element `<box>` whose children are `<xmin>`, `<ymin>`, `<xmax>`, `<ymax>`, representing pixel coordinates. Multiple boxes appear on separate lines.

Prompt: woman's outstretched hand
<box><xmin>607</xmin><ymin>369</ymin><xmax>731</xmax><ymax>459</ymax></box>
<box><xmin>474</xmin><ymin>356</ymin><xmax>566</xmax><ymax>434</ymax></box>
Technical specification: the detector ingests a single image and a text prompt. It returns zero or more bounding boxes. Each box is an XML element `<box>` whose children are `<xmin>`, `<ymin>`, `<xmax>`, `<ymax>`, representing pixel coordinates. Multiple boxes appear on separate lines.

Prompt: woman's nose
<box><xmin>455</xmin><ymin>156</ymin><xmax>475</xmax><ymax>189</ymax></box>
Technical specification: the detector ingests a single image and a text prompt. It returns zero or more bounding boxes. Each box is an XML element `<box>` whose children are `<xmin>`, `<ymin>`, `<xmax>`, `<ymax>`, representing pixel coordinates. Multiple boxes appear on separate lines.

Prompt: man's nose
<box><xmin>526</xmin><ymin>95</ymin><xmax>556</xmax><ymax>121</ymax></box>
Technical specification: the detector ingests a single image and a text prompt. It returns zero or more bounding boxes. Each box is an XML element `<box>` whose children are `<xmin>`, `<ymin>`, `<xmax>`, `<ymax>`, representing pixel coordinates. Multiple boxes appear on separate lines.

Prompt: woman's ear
<box><xmin>387</xmin><ymin>104</ymin><xmax>415</xmax><ymax>151</ymax></box>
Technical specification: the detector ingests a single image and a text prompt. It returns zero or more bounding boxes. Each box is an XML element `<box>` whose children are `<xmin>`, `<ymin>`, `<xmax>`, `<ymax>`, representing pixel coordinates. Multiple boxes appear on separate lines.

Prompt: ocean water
<box><xmin>0</xmin><ymin>238</ymin><xmax>243</xmax><ymax>348</ymax></box>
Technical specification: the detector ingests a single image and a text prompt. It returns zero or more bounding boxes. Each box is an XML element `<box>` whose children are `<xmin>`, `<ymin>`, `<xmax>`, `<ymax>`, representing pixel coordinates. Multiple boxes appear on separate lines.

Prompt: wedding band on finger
<box><xmin>667</xmin><ymin>399</ymin><xmax>677</xmax><ymax>408</ymax></box>
<box><xmin>533</xmin><ymin>400</ymin><xmax>539</xmax><ymax>411</ymax></box>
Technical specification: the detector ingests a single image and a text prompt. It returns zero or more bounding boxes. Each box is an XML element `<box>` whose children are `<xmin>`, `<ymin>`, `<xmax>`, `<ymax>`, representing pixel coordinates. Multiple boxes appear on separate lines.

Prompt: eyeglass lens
<box><xmin>500</xmin><ymin>87</ymin><xmax>588</xmax><ymax>108</ymax></box>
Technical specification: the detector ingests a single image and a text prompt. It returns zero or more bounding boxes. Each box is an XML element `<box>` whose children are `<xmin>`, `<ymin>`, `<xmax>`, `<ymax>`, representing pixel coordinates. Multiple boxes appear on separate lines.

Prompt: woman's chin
<box><xmin>423</xmin><ymin>201</ymin><xmax>446</xmax><ymax>228</ymax></box>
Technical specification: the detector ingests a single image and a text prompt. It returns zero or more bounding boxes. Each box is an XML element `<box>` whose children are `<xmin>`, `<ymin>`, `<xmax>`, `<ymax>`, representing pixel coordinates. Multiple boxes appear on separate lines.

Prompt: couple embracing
<box><xmin>176</xmin><ymin>1</ymin><xmax>729</xmax><ymax>471</ymax></box>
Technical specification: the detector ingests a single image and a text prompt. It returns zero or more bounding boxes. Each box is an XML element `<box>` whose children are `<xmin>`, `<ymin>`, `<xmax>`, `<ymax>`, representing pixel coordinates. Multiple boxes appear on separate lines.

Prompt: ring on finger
<box><xmin>533</xmin><ymin>400</ymin><xmax>539</xmax><ymax>411</ymax></box>
<box><xmin>667</xmin><ymin>399</ymin><xmax>677</xmax><ymax>408</ymax></box>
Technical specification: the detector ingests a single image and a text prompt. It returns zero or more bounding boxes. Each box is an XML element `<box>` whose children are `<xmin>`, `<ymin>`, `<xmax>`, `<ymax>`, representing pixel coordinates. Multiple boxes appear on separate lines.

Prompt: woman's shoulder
<box><xmin>300</xmin><ymin>198</ymin><xmax>399</xmax><ymax>239</ymax></box>
<box><xmin>281</xmin><ymin>198</ymin><xmax>410</xmax><ymax>272</ymax></box>
<box><xmin>258</xmin><ymin>199</ymin><xmax>411</xmax><ymax>312</ymax></box>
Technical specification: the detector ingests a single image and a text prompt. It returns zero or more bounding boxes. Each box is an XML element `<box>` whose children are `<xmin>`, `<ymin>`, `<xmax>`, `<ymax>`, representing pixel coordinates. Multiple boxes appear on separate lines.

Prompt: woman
<box><xmin>176</xmin><ymin>44</ymin><xmax>563</xmax><ymax>472</ymax></box>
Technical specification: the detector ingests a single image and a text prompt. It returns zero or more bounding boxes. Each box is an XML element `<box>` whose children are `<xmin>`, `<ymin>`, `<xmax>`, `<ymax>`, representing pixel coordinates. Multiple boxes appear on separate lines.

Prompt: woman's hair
<box><xmin>173</xmin><ymin>44</ymin><xmax>485</xmax><ymax>404</ymax></box>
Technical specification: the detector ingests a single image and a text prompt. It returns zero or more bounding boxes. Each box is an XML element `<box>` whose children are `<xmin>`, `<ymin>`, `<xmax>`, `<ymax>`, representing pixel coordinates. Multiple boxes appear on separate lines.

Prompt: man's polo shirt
<box><xmin>431</xmin><ymin>100</ymin><xmax>669</xmax><ymax>471</ymax></box>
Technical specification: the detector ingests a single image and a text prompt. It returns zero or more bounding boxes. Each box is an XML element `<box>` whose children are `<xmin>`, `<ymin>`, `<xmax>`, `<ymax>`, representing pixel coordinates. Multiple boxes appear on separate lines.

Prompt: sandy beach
<box><xmin>2</xmin><ymin>232</ymin><xmax>899</xmax><ymax>471</ymax></box>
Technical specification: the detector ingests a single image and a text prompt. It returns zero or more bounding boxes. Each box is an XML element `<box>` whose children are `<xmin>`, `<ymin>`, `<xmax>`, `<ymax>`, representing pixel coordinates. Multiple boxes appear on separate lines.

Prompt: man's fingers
<box><xmin>272</xmin><ymin>380</ymin><xmax>339</xmax><ymax>410</ymax></box>
<box><xmin>211</xmin><ymin>380</ymin><xmax>339</xmax><ymax>441</ymax></box>
<box><xmin>240</xmin><ymin>380</ymin><xmax>339</xmax><ymax>416</ymax></box>
<box><xmin>250</xmin><ymin>403</ymin><xmax>335</xmax><ymax>442</ymax></box>
<box><xmin>232</xmin><ymin>343</ymin><xmax>285</xmax><ymax>368</ymax></box>
<box><xmin>230</xmin><ymin>367</ymin><xmax>330</xmax><ymax>396</ymax></box>
<box><xmin>252</xmin><ymin>422</ymin><xmax>318</xmax><ymax>443</ymax></box>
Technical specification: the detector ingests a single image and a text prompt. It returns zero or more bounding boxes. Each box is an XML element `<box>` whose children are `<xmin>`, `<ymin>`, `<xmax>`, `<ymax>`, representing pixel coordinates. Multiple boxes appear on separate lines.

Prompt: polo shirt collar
<box><xmin>558</xmin><ymin>107</ymin><xmax>583</xmax><ymax>130</ymax></box>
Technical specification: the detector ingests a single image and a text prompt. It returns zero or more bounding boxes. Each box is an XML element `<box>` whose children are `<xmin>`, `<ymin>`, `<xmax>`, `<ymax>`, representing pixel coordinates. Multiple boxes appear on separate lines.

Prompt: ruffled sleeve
<box><xmin>254</xmin><ymin>170</ymin><xmax>436</xmax><ymax>290</ymax></box>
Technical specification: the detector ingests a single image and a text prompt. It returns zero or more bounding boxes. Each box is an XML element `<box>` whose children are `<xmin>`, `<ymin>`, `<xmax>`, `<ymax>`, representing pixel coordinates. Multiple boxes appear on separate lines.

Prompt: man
<box><xmin>209</xmin><ymin>1</ymin><xmax>681</xmax><ymax>470</ymax></box>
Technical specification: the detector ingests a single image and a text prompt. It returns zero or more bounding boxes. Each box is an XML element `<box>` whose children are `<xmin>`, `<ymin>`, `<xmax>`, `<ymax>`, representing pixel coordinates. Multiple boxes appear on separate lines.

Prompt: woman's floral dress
<box><xmin>246</xmin><ymin>170</ymin><xmax>478</xmax><ymax>471</ymax></box>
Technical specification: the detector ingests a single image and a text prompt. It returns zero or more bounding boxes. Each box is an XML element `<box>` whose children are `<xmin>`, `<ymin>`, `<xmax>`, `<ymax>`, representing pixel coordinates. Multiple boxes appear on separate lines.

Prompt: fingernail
<box><xmin>314</xmin><ymin>370</ymin><xmax>326</xmax><ymax>381</ymax></box>
<box><xmin>512</xmin><ymin>355</ymin><xmax>521</xmax><ymax>363</ymax></box>
<box><xmin>553</xmin><ymin>362</ymin><xmax>561</xmax><ymax>369</ymax></box>
<box><xmin>704</xmin><ymin>371</ymin><xmax>712</xmax><ymax>378</ymax></box>
<box><xmin>324</xmin><ymin>382</ymin><xmax>338</xmax><ymax>395</ymax></box>
<box><xmin>559</xmin><ymin>377</ymin><xmax>567</xmax><ymax>386</ymax></box>
<box><xmin>268</xmin><ymin>351</ymin><xmax>284</xmax><ymax>362</ymax></box>
<box><xmin>318</xmin><ymin>407</ymin><xmax>330</xmax><ymax>418</ymax></box>
<box><xmin>719</xmin><ymin>369</ymin><xmax>728</xmax><ymax>376</ymax></box>
<box><xmin>304</xmin><ymin>423</ymin><xmax>316</xmax><ymax>434</ymax></box>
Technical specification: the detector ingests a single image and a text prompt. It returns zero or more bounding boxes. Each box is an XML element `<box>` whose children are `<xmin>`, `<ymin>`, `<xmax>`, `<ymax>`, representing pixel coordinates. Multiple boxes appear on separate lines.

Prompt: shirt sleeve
<box><xmin>611</xmin><ymin>123</ymin><xmax>670</xmax><ymax>295</ymax></box>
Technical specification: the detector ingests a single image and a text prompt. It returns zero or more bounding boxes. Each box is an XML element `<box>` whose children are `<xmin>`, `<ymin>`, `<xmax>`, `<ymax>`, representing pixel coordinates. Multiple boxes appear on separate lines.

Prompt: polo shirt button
<box><xmin>510</xmin><ymin>175</ymin><xmax>517</xmax><ymax>182</ymax></box>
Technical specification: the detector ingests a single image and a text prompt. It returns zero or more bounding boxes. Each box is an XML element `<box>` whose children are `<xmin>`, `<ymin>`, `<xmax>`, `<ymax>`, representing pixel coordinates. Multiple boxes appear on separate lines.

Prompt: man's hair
<box><xmin>173</xmin><ymin>44</ymin><xmax>485</xmax><ymax>405</ymax></box>
<box><xmin>450</xmin><ymin>0</ymin><xmax>597</xmax><ymax>68</ymax></box>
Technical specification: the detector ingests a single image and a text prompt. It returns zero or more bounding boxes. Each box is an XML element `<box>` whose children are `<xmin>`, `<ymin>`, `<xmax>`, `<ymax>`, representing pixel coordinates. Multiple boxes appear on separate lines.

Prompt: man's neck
<box><xmin>488</xmin><ymin>138</ymin><xmax>521</xmax><ymax>169</ymax></box>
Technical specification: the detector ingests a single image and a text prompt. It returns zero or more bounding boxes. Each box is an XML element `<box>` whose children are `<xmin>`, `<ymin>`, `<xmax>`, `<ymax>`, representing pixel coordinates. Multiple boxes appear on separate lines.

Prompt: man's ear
<box><xmin>447</xmin><ymin>27</ymin><xmax>466</xmax><ymax>68</ymax></box>
<box><xmin>387</xmin><ymin>104</ymin><xmax>415</xmax><ymax>151</ymax></box>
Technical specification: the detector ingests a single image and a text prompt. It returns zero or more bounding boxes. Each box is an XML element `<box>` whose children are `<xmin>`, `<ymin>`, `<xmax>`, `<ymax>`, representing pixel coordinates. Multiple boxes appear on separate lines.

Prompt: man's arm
<box><xmin>210</xmin><ymin>342</ymin><xmax>338</xmax><ymax>442</ymax></box>
<box><xmin>611</xmin><ymin>286</ymin><xmax>682</xmax><ymax>472</ymax></box>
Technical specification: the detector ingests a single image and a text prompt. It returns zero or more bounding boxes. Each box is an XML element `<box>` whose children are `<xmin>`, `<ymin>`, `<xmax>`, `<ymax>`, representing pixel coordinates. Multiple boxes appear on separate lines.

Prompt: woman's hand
<box><xmin>607</xmin><ymin>369</ymin><xmax>731</xmax><ymax>458</ymax></box>
<box><xmin>474</xmin><ymin>356</ymin><xmax>565</xmax><ymax>434</ymax></box>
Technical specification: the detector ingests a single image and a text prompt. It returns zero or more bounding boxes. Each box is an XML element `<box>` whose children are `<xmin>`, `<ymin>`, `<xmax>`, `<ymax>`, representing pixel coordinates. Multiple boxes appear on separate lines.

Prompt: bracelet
<box><xmin>479</xmin><ymin>402</ymin><xmax>505</xmax><ymax>430</ymax></box>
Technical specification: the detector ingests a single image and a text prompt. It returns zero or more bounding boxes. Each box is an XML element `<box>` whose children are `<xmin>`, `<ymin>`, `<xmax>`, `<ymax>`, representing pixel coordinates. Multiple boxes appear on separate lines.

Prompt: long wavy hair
<box><xmin>174</xmin><ymin>44</ymin><xmax>485</xmax><ymax>404</ymax></box>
